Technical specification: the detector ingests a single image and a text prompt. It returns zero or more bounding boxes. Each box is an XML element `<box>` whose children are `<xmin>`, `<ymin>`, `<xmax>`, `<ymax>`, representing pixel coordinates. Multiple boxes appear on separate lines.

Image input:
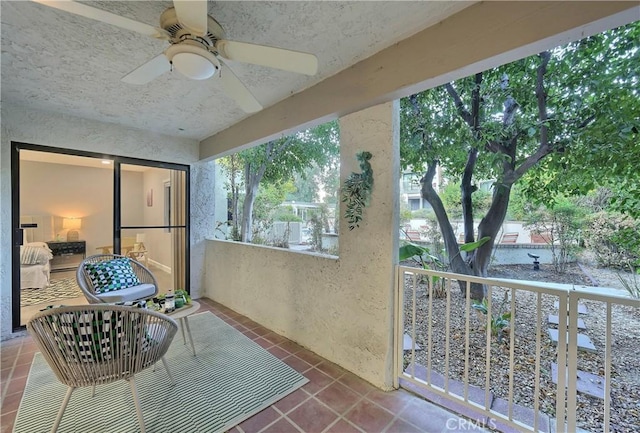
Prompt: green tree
<box><xmin>401</xmin><ymin>22</ymin><xmax>639</xmax><ymax>300</ymax></box>
<box><xmin>222</xmin><ymin>121</ymin><xmax>339</xmax><ymax>242</ymax></box>
<box><xmin>218</xmin><ymin>154</ymin><xmax>243</xmax><ymax>240</ymax></box>
<box><xmin>287</xmin><ymin>149</ymin><xmax>341</xmax><ymax>205</ymax></box>
<box><xmin>287</xmin><ymin>171</ymin><xmax>317</xmax><ymax>203</ymax></box>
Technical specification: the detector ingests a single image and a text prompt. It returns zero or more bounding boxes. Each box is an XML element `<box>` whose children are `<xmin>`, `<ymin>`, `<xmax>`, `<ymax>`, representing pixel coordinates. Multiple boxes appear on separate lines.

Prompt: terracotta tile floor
<box><xmin>1</xmin><ymin>298</ymin><xmax>471</xmax><ymax>433</ymax></box>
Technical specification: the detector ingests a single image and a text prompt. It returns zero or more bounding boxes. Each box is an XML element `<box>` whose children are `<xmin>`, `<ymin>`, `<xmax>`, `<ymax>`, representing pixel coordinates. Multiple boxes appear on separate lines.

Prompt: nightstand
<box><xmin>46</xmin><ymin>240</ymin><xmax>86</xmax><ymax>272</ymax></box>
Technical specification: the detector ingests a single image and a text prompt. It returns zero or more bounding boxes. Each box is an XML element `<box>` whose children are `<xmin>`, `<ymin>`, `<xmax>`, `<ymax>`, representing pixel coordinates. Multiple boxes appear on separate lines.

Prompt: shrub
<box><xmin>525</xmin><ymin>196</ymin><xmax>586</xmax><ymax>273</ymax></box>
<box><xmin>617</xmin><ymin>267</ymin><xmax>640</xmax><ymax>298</ymax></box>
<box><xmin>583</xmin><ymin>212</ymin><xmax>640</xmax><ymax>268</ymax></box>
<box><xmin>411</xmin><ymin>208</ymin><xmax>433</xmax><ymax>219</ymax></box>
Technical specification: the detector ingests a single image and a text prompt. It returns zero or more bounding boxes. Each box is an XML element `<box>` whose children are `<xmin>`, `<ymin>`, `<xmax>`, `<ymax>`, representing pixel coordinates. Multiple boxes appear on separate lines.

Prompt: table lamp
<box><xmin>63</xmin><ymin>218</ymin><xmax>81</xmax><ymax>241</ymax></box>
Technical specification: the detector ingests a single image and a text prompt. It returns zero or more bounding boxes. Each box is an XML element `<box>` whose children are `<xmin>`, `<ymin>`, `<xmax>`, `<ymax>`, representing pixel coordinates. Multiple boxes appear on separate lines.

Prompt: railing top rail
<box><xmin>398</xmin><ymin>265</ymin><xmax>640</xmax><ymax>307</ymax></box>
<box><xmin>569</xmin><ymin>288</ymin><xmax>640</xmax><ymax>307</ymax></box>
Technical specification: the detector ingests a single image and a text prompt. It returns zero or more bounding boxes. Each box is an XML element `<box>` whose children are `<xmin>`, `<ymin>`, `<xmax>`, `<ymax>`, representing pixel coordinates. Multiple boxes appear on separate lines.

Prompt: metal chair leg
<box><xmin>52</xmin><ymin>386</ymin><xmax>75</xmax><ymax>433</ymax></box>
<box><xmin>91</xmin><ymin>384</ymin><xmax>96</xmax><ymax>397</ymax></box>
<box><xmin>128</xmin><ymin>376</ymin><xmax>146</xmax><ymax>433</ymax></box>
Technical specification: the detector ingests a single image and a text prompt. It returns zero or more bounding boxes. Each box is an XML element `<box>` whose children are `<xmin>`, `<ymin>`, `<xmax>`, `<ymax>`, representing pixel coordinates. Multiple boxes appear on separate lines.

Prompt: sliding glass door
<box><xmin>119</xmin><ymin>164</ymin><xmax>188</xmax><ymax>294</ymax></box>
<box><xmin>11</xmin><ymin>142</ymin><xmax>190</xmax><ymax>330</ymax></box>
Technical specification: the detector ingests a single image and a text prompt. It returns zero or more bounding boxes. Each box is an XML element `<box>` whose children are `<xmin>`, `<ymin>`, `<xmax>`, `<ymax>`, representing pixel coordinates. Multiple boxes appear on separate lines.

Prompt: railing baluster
<box><xmin>567</xmin><ymin>292</ymin><xmax>579</xmax><ymax>432</ymax></box>
<box><xmin>411</xmin><ymin>272</ymin><xmax>417</xmax><ymax>378</ymax></box>
<box><xmin>444</xmin><ymin>276</ymin><xmax>451</xmax><ymax>394</ymax></box>
<box><xmin>555</xmin><ymin>294</ymin><xmax>568</xmax><ymax>432</ymax></box>
<box><xmin>464</xmin><ymin>279</ymin><xmax>471</xmax><ymax>403</ymax></box>
<box><xmin>604</xmin><ymin>302</ymin><xmax>612</xmax><ymax>432</ymax></box>
<box><xmin>533</xmin><ymin>291</ymin><xmax>542</xmax><ymax>433</ymax></box>
<box><xmin>484</xmin><ymin>285</ymin><xmax>492</xmax><ymax>410</ymax></box>
<box><xmin>427</xmin><ymin>270</ymin><xmax>434</xmax><ymax>386</ymax></box>
<box><xmin>393</xmin><ymin>267</ymin><xmax>402</xmax><ymax>388</ymax></box>
<box><xmin>508</xmin><ymin>287</ymin><xmax>516</xmax><ymax>421</ymax></box>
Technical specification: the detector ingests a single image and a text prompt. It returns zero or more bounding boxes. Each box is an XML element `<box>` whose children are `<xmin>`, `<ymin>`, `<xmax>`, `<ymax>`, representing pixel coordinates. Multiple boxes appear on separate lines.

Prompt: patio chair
<box><xmin>26</xmin><ymin>304</ymin><xmax>178</xmax><ymax>433</ymax></box>
<box><xmin>77</xmin><ymin>254</ymin><xmax>158</xmax><ymax>304</ymax></box>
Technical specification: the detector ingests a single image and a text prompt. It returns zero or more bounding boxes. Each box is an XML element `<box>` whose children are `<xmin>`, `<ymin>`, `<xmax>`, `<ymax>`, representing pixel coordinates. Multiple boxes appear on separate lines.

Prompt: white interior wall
<box><xmin>0</xmin><ymin>104</ymin><xmax>215</xmax><ymax>340</ymax></box>
<box><xmin>205</xmin><ymin>101</ymin><xmax>400</xmax><ymax>389</ymax></box>
<box><xmin>19</xmin><ymin>160</ymin><xmax>145</xmax><ymax>254</ymax></box>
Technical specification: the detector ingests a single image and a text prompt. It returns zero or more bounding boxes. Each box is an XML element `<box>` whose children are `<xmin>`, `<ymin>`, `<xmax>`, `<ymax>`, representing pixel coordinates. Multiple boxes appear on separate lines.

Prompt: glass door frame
<box><xmin>11</xmin><ymin>142</ymin><xmax>190</xmax><ymax>331</ymax></box>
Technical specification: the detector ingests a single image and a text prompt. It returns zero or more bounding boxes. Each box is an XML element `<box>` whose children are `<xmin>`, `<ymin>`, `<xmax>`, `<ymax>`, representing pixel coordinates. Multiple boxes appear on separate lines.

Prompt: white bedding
<box><xmin>20</xmin><ymin>242</ymin><xmax>53</xmax><ymax>289</ymax></box>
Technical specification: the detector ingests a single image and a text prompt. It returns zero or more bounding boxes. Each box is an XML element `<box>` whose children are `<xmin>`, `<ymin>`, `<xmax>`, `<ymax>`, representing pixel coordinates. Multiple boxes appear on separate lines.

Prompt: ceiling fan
<box><xmin>32</xmin><ymin>0</ymin><xmax>319</xmax><ymax>113</ymax></box>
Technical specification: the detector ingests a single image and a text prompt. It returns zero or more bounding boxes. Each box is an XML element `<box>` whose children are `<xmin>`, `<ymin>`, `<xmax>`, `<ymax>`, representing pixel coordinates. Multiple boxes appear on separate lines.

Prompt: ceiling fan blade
<box><xmin>32</xmin><ymin>0</ymin><xmax>169</xmax><ymax>39</ymax></box>
<box><xmin>121</xmin><ymin>54</ymin><xmax>171</xmax><ymax>85</ymax></box>
<box><xmin>173</xmin><ymin>0</ymin><xmax>208</xmax><ymax>37</ymax></box>
<box><xmin>218</xmin><ymin>63</ymin><xmax>262</xmax><ymax>113</ymax></box>
<box><xmin>216</xmin><ymin>40</ymin><xmax>318</xmax><ymax>76</ymax></box>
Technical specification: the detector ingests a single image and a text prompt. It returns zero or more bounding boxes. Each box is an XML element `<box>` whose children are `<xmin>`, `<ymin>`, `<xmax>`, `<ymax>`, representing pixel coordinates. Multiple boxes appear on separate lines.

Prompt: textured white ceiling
<box><xmin>1</xmin><ymin>1</ymin><xmax>472</xmax><ymax>140</ymax></box>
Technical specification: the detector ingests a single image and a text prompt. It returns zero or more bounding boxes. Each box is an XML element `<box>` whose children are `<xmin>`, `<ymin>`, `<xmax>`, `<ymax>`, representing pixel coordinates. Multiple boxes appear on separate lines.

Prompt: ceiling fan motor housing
<box><xmin>160</xmin><ymin>7</ymin><xmax>224</xmax><ymax>45</ymax></box>
<box><xmin>160</xmin><ymin>7</ymin><xmax>226</xmax><ymax>80</ymax></box>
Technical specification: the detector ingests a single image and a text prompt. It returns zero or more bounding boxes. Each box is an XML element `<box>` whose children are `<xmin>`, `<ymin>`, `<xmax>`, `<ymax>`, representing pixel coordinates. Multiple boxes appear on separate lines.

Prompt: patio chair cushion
<box><xmin>84</xmin><ymin>258</ymin><xmax>141</xmax><ymax>294</ymax></box>
<box><xmin>95</xmin><ymin>283</ymin><xmax>156</xmax><ymax>303</ymax></box>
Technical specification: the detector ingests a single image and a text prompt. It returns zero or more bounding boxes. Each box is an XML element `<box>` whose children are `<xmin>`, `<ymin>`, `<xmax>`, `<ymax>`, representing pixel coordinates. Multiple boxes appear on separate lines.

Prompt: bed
<box><xmin>20</xmin><ymin>242</ymin><xmax>53</xmax><ymax>289</ymax></box>
<box><xmin>20</xmin><ymin>215</ymin><xmax>55</xmax><ymax>290</ymax></box>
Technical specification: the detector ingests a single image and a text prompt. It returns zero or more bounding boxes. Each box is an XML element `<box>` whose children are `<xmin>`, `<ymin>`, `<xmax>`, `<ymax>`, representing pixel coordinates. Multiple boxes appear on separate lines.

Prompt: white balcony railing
<box><xmin>394</xmin><ymin>265</ymin><xmax>640</xmax><ymax>432</ymax></box>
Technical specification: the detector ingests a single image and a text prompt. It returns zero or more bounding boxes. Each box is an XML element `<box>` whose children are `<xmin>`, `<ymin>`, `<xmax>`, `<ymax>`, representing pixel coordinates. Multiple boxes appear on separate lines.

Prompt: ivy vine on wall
<box><xmin>341</xmin><ymin>151</ymin><xmax>373</xmax><ymax>230</ymax></box>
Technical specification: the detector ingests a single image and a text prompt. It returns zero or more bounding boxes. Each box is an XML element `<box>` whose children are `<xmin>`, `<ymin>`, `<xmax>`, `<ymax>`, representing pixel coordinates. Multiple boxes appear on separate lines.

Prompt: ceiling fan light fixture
<box><xmin>173</xmin><ymin>52</ymin><xmax>215</xmax><ymax>80</ymax></box>
<box><xmin>165</xmin><ymin>43</ymin><xmax>220</xmax><ymax>81</ymax></box>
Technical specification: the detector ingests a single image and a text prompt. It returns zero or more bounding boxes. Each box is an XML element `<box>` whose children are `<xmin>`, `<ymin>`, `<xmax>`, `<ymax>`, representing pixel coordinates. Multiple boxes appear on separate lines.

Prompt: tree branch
<box><xmin>445</xmin><ymin>82</ymin><xmax>473</xmax><ymax>127</ymax></box>
<box><xmin>470</xmin><ymin>73</ymin><xmax>482</xmax><ymax>136</ymax></box>
<box><xmin>502</xmin><ymin>50</ymin><xmax>554</xmax><ymax>184</ymax></box>
<box><xmin>485</xmin><ymin>139</ymin><xmax>507</xmax><ymax>154</ymax></box>
<box><xmin>536</xmin><ymin>51</ymin><xmax>552</xmax><ymax>149</ymax></box>
<box><xmin>506</xmin><ymin>143</ymin><xmax>554</xmax><ymax>183</ymax></box>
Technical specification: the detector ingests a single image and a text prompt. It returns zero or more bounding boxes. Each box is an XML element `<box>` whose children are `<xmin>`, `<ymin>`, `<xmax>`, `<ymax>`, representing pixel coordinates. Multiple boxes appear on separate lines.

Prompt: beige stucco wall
<box><xmin>205</xmin><ymin>101</ymin><xmax>400</xmax><ymax>389</ymax></box>
<box><xmin>0</xmin><ymin>104</ymin><xmax>221</xmax><ymax>340</ymax></box>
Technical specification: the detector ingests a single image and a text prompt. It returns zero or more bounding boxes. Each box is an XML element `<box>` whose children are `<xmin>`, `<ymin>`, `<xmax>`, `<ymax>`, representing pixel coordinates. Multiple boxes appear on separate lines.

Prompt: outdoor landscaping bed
<box><xmin>402</xmin><ymin>263</ymin><xmax>639</xmax><ymax>432</ymax></box>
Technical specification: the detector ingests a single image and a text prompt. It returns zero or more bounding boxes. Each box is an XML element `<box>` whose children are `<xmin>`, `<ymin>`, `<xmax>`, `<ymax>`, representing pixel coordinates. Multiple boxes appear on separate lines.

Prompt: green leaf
<box><xmin>459</xmin><ymin>236</ymin><xmax>491</xmax><ymax>252</ymax></box>
<box><xmin>399</xmin><ymin>243</ymin><xmax>429</xmax><ymax>261</ymax></box>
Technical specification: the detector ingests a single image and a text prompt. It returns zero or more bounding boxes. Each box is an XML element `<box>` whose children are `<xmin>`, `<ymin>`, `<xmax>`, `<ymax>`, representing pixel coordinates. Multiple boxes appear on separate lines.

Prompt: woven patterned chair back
<box><xmin>27</xmin><ymin>304</ymin><xmax>177</xmax><ymax>388</ymax></box>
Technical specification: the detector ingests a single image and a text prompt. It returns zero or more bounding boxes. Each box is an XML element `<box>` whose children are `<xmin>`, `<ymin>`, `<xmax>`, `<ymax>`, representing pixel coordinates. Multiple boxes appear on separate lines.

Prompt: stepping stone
<box><xmin>403</xmin><ymin>362</ymin><xmax>494</xmax><ymax>425</ymax></box>
<box><xmin>551</xmin><ymin>362</ymin><xmax>605</xmax><ymax>399</ymax></box>
<box><xmin>547</xmin><ymin>329</ymin><xmax>596</xmax><ymax>353</ymax></box>
<box><xmin>403</xmin><ymin>334</ymin><xmax>422</xmax><ymax>351</ymax></box>
<box><xmin>548</xmin><ymin>314</ymin><xmax>586</xmax><ymax>330</ymax></box>
<box><xmin>548</xmin><ymin>418</ymin><xmax>591</xmax><ymax>433</ymax></box>
<box><xmin>491</xmin><ymin>397</ymin><xmax>551</xmax><ymax>433</ymax></box>
<box><xmin>553</xmin><ymin>301</ymin><xmax>588</xmax><ymax>314</ymax></box>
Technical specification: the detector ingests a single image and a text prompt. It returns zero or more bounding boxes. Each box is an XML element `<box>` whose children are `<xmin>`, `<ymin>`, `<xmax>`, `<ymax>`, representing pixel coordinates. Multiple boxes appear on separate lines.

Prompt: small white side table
<box><xmin>165</xmin><ymin>300</ymin><xmax>200</xmax><ymax>356</ymax></box>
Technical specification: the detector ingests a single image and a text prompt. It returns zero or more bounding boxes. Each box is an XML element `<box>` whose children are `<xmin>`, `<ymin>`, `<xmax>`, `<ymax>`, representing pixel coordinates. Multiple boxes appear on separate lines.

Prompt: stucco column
<box><xmin>339</xmin><ymin>100</ymin><xmax>400</xmax><ymax>389</ymax></box>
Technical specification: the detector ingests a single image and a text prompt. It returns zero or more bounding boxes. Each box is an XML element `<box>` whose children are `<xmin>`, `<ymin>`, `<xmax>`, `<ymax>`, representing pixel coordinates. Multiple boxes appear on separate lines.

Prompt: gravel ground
<box><xmin>402</xmin><ymin>262</ymin><xmax>640</xmax><ymax>432</ymax></box>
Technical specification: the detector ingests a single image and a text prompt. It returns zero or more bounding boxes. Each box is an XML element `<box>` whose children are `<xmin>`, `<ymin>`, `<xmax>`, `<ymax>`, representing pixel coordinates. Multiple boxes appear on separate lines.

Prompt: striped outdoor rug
<box><xmin>14</xmin><ymin>311</ymin><xmax>308</xmax><ymax>432</ymax></box>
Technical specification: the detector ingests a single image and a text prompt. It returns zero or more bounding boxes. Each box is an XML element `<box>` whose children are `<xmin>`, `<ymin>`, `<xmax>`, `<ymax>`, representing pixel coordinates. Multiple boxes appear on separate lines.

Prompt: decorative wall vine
<box><xmin>341</xmin><ymin>151</ymin><xmax>373</xmax><ymax>230</ymax></box>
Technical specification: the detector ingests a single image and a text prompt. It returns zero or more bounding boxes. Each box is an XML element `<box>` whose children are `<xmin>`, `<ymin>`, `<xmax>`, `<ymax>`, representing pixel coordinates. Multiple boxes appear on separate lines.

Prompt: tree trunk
<box><xmin>474</xmin><ymin>183</ymin><xmax>512</xmax><ymax>276</ymax></box>
<box><xmin>241</xmin><ymin>163</ymin><xmax>261</xmax><ymax>243</ymax></box>
<box><xmin>422</xmin><ymin>170</ymin><xmax>485</xmax><ymax>300</ymax></box>
<box><xmin>460</xmin><ymin>148</ymin><xmax>478</xmax><ymax>245</ymax></box>
<box><xmin>230</xmin><ymin>162</ymin><xmax>240</xmax><ymax>238</ymax></box>
<box><xmin>241</xmin><ymin>182</ymin><xmax>258</xmax><ymax>243</ymax></box>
